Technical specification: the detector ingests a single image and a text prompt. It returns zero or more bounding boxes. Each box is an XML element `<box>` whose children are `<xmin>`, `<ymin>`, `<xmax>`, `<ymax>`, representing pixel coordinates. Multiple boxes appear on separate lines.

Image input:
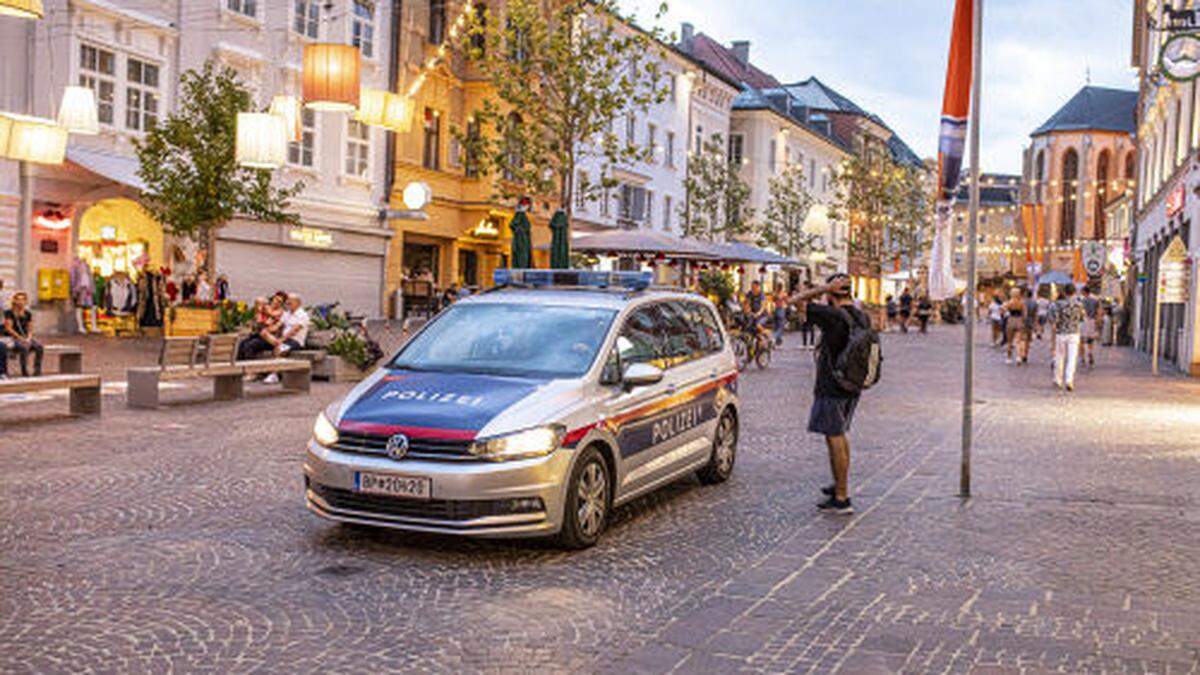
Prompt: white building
<box><xmin>0</xmin><ymin>0</ymin><xmax>396</xmax><ymax>328</ymax></box>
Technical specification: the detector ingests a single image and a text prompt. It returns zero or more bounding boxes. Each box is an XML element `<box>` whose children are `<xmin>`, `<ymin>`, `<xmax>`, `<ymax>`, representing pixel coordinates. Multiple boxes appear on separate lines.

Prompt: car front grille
<box><xmin>309</xmin><ymin>482</ymin><xmax>544</xmax><ymax>522</ymax></box>
<box><xmin>334</xmin><ymin>431</ymin><xmax>477</xmax><ymax>461</ymax></box>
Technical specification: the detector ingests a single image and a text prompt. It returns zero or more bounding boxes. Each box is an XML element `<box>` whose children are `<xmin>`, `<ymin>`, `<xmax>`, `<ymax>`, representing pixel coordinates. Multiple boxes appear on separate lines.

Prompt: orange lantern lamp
<box><xmin>302</xmin><ymin>43</ymin><xmax>361</xmax><ymax>112</ymax></box>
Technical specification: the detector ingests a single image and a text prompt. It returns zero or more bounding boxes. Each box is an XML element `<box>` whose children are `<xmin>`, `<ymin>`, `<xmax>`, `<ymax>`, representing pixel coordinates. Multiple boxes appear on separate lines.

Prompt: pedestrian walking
<box><xmin>789</xmin><ymin>274</ymin><xmax>876</xmax><ymax>515</ymax></box>
<box><xmin>798</xmin><ymin>282</ymin><xmax>816</xmax><ymax>349</ymax></box>
<box><xmin>1019</xmin><ymin>287</ymin><xmax>1037</xmax><ymax>364</ymax></box>
<box><xmin>1003</xmin><ymin>288</ymin><xmax>1026</xmax><ymax>364</ymax></box>
<box><xmin>988</xmin><ymin>296</ymin><xmax>1005</xmax><ymax>345</ymax></box>
<box><xmin>898</xmin><ymin>287</ymin><xmax>912</xmax><ymax>333</ymax></box>
<box><xmin>1050</xmin><ymin>283</ymin><xmax>1086</xmax><ymax>392</ymax></box>
<box><xmin>885</xmin><ymin>295</ymin><xmax>898</xmax><ymax>332</ymax></box>
<box><xmin>1080</xmin><ymin>286</ymin><xmax>1101</xmax><ymax>369</ymax></box>
<box><xmin>772</xmin><ymin>286</ymin><xmax>789</xmax><ymax>346</ymax></box>
<box><xmin>916</xmin><ymin>296</ymin><xmax>933</xmax><ymax>334</ymax></box>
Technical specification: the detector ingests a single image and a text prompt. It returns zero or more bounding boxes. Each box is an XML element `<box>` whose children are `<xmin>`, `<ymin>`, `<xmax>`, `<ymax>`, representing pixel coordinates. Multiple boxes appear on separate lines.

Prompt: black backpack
<box><xmin>825</xmin><ymin>307</ymin><xmax>883</xmax><ymax>393</ymax></box>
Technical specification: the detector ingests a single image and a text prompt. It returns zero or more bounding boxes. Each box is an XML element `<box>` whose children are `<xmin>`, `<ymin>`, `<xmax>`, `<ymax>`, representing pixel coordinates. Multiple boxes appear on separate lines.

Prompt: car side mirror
<box><xmin>622</xmin><ymin>362</ymin><xmax>663</xmax><ymax>390</ymax></box>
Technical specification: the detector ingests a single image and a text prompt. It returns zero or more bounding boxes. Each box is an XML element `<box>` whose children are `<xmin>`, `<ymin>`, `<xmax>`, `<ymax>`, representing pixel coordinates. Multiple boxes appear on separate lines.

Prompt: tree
<box><xmin>758</xmin><ymin>163</ymin><xmax>818</xmax><ymax>258</ymax></box>
<box><xmin>828</xmin><ymin>154</ymin><xmax>931</xmax><ymax>277</ymax></box>
<box><xmin>679</xmin><ymin>134</ymin><xmax>754</xmax><ymax>241</ymax></box>
<box><xmin>134</xmin><ymin>60</ymin><xmax>302</xmax><ymax>273</ymax></box>
<box><xmin>457</xmin><ymin>0</ymin><xmax>670</xmax><ymax>229</ymax></box>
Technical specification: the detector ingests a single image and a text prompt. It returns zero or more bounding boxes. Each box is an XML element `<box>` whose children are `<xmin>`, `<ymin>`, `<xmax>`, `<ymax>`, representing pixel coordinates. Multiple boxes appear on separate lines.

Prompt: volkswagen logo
<box><xmin>386</xmin><ymin>433</ymin><xmax>410</xmax><ymax>460</ymax></box>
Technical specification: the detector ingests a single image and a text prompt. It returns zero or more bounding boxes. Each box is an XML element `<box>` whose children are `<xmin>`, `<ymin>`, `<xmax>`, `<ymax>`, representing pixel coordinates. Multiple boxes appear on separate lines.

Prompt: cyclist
<box><xmin>746</xmin><ymin>280</ymin><xmax>771</xmax><ymax>341</ymax></box>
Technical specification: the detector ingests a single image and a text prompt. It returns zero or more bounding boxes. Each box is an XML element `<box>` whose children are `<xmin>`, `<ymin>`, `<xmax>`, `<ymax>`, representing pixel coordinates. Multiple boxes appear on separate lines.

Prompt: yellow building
<box><xmin>386</xmin><ymin>0</ymin><xmax>550</xmax><ymax>309</ymax></box>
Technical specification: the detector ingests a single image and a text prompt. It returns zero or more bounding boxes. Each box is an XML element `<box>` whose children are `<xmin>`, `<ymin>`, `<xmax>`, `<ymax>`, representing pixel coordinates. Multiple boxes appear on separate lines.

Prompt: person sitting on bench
<box><xmin>4</xmin><ymin>292</ymin><xmax>43</xmax><ymax>377</ymax></box>
<box><xmin>237</xmin><ymin>291</ymin><xmax>286</xmax><ymax>361</ymax></box>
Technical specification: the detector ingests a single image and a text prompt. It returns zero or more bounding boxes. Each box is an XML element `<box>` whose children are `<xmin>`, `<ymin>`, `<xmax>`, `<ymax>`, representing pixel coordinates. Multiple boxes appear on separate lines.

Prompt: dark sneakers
<box><xmin>817</xmin><ymin>496</ymin><xmax>854</xmax><ymax>514</ymax></box>
<box><xmin>821</xmin><ymin>484</ymin><xmax>835</xmax><ymax>497</ymax></box>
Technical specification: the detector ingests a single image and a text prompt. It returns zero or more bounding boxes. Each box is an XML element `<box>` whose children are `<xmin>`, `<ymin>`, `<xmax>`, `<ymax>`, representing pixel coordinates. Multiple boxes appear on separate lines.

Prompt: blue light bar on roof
<box><xmin>493</xmin><ymin>269</ymin><xmax>652</xmax><ymax>291</ymax></box>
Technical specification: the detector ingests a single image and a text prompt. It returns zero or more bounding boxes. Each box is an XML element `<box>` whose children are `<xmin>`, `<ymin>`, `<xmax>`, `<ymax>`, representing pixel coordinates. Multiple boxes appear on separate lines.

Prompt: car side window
<box><xmin>693</xmin><ymin>302</ymin><xmax>725</xmax><ymax>353</ymax></box>
<box><xmin>617</xmin><ymin>306</ymin><xmax>666</xmax><ymax>368</ymax></box>
<box><xmin>659</xmin><ymin>301</ymin><xmax>705</xmax><ymax>365</ymax></box>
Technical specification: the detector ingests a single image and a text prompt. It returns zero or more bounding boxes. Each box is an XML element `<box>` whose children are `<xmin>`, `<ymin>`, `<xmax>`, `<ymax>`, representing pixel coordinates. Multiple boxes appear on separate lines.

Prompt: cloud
<box><xmin>619</xmin><ymin>0</ymin><xmax>1134</xmax><ymax>174</ymax></box>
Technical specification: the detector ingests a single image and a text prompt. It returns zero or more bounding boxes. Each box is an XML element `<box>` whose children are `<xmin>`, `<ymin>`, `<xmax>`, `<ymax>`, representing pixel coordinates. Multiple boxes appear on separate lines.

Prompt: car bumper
<box><xmin>303</xmin><ymin>440</ymin><xmax>574</xmax><ymax>538</ymax></box>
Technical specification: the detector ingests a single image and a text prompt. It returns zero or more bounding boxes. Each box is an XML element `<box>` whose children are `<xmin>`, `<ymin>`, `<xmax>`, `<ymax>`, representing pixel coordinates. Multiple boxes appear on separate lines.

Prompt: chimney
<box><xmin>731</xmin><ymin>40</ymin><xmax>750</xmax><ymax>65</ymax></box>
<box><xmin>680</xmin><ymin>22</ymin><xmax>694</xmax><ymax>52</ymax></box>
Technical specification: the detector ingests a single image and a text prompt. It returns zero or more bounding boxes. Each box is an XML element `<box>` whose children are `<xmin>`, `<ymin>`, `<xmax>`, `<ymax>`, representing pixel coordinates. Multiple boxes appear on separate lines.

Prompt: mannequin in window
<box><xmin>69</xmin><ymin>255</ymin><xmax>98</xmax><ymax>334</ymax></box>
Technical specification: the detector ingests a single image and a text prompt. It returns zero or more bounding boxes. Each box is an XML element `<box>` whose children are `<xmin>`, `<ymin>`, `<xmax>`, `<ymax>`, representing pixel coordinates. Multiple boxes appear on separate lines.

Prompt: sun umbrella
<box><xmin>509</xmin><ymin>210</ymin><xmax>532</xmax><ymax>269</ymax></box>
<box><xmin>549</xmin><ymin>209</ymin><xmax>570</xmax><ymax>269</ymax></box>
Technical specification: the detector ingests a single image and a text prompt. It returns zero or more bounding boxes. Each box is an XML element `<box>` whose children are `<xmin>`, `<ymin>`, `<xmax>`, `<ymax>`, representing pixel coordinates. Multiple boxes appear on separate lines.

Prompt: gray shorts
<box><xmin>807</xmin><ymin>396</ymin><xmax>859</xmax><ymax>437</ymax></box>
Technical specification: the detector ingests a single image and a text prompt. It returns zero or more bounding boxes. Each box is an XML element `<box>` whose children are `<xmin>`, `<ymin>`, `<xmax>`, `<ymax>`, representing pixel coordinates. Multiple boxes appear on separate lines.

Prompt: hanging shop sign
<box><xmin>1080</xmin><ymin>241</ymin><xmax>1107</xmax><ymax>277</ymax></box>
<box><xmin>288</xmin><ymin>226</ymin><xmax>334</xmax><ymax>249</ymax></box>
<box><xmin>1166</xmin><ymin>183</ymin><xmax>1187</xmax><ymax>218</ymax></box>
<box><xmin>1161</xmin><ymin>32</ymin><xmax>1200</xmax><ymax>81</ymax></box>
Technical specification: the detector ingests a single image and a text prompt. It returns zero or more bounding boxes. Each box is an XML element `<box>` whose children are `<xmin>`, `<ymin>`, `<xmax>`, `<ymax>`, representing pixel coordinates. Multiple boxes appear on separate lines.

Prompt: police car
<box><xmin>304</xmin><ymin>269</ymin><xmax>740</xmax><ymax>548</ymax></box>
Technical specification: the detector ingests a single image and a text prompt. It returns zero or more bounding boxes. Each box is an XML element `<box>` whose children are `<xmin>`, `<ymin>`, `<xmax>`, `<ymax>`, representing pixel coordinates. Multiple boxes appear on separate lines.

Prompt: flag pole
<box><xmin>960</xmin><ymin>0</ymin><xmax>983</xmax><ymax>498</ymax></box>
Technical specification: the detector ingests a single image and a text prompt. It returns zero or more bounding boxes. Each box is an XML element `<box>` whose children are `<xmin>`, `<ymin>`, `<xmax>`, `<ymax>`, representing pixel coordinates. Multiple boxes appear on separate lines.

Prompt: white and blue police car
<box><xmin>305</xmin><ymin>269</ymin><xmax>740</xmax><ymax>548</ymax></box>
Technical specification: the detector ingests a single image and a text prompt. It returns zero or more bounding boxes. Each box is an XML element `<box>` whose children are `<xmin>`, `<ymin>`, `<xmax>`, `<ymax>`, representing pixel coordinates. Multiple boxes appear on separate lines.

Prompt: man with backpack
<box><xmin>789</xmin><ymin>273</ymin><xmax>881</xmax><ymax>515</ymax></box>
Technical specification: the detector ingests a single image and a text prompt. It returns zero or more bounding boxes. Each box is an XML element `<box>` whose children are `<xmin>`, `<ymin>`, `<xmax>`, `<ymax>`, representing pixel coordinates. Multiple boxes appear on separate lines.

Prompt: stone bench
<box><xmin>5</xmin><ymin>344</ymin><xmax>82</xmax><ymax>374</ymax></box>
<box><xmin>127</xmin><ymin>334</ymin><xmax>311</xmax><ymax>409</ymax></box>
<box><xmin>0</xmin><ymin>373</ymin><xmax>102</xmax><ymax>416</ymax></box>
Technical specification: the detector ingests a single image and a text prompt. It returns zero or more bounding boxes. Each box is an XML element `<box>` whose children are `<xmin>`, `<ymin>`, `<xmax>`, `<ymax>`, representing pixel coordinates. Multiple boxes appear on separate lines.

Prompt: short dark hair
<box><xmin>825</xmin><ymin>273</ymin><xmax>851</xmax><ymax>298</ymax></box>
<box><xmin>1063</xmin><ymin>284</ymin><xmax>1076</xmax><ymax>297</ymax></box>
<box><xmin>1082</xmin><ymin>285</ymin><xmax>1092</xmax><ymax>295</ymax></box>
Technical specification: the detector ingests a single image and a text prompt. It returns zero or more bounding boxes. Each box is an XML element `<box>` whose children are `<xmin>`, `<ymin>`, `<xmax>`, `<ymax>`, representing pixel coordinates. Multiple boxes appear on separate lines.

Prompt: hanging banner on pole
<box><xmin>929</xmin><ymin>0</ymin><xmax>975</xmax><ymax>300</ymax></box>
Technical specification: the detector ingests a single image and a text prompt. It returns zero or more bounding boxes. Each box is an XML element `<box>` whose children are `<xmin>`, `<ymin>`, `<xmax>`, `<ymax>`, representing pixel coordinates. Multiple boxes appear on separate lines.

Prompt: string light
<box><xmin>405</xmin><ymin>1</ymin><xmax>475</xmax><ymax>99</ymax></box>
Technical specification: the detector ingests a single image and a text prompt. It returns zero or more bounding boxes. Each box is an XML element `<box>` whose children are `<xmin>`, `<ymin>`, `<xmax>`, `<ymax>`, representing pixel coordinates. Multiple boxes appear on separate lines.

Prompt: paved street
<box><xmin>2</xmin><ymin>327</ymin><xmax>1199</xmax><ymax>674</ymax></box>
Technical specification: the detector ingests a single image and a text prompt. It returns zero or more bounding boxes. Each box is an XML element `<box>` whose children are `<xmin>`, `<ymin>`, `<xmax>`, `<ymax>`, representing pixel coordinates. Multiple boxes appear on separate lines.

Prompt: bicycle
<box><xmin>730</xmin><ymin>322</ymin><xmax>773</xmax><ymax>371</ymax></box>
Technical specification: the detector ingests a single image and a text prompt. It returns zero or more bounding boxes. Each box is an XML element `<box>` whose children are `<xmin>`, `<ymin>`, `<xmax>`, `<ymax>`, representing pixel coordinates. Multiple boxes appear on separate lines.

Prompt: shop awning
<box><xmin>66</xmin><ymin>146</ymin><xmax>146</xmax><ymax>191</ymax></box>
<box><xmin>567</xmin><ymin>229</ymin><xmax>717</xmax><ymax>259</ymax></box>
<box><xmin>700</xmin><ymin>241</ymin><xmax>801</xmax><ymax>266</ymax></box>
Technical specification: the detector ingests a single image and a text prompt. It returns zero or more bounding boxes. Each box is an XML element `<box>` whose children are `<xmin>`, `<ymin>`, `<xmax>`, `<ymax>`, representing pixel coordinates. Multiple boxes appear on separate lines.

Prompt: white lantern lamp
<box><xmin>268</xmin><ymin>95</ymin><xmax>303</xmax><ymax>142</ymax></box>
<box><xmin>0</xmin><ymin>0</ymin><xmax>44</xmax><ymax>19</ymax></box>
<box><xmin>402</xmin><ymin>181</ymin><xmax>432</xmax><ymax>211</ymax></box>
<box><xmin>235</xmin><ymin>112</ymin><xmax>287</xmax><ymax>169</ymax></box>
<box><xmin>355</xmin><ymin>88</ymin><xmax>389</xmax><ymax>127</ymax></box>
<box><xmin>383</xmin><ymin>93</ymin><xmax>414</xmax><ymax>133</ymax></box>
<box><xmin>57</xmin><ymin>86</ymin><xmax>99</xmax><ymax>135</ymax></box>
<box><xmin>3</xmin><ymin>114</ymin><xmax>68</xmax><ymax>165</ymax></box>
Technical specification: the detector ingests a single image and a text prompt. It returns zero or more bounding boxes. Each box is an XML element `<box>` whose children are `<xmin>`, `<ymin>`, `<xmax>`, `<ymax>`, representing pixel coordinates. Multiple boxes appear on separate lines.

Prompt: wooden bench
<box><xmin>127</xmin><ymin>334</ymin><xmax>310</xmax><ymax>409</ymax></box>
<box><xmin>5</xmin><ymin>344</ymin><xmax>83</xmax><ymax>374</ymax></box>
<box><xmin>0</xmin><ymin>373</ymin><xmax>102</xmax><ymax>415</ymax></box>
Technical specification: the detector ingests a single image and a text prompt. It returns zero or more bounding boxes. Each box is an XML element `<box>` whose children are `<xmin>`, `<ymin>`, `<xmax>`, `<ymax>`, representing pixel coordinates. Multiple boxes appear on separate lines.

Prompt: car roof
<box><xmin>458</xmin><ymin>287</ymin><xmax>710</xmax><ymax>311</ymax></box>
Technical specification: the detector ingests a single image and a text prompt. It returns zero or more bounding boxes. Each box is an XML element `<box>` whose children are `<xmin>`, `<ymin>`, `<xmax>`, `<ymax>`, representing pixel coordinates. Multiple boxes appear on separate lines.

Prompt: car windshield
<box><xmin>389</xmin><ymin>302</ymin><xmax>617</xmax><ymax>378</ymax></box>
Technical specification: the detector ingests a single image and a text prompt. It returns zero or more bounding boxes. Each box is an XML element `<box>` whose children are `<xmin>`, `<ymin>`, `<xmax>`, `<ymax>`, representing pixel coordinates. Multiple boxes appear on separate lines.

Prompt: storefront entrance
<box><xmin>78</xmin><ymin>198</ymin><xmax>164</xmax><ymax>281</ymax></box>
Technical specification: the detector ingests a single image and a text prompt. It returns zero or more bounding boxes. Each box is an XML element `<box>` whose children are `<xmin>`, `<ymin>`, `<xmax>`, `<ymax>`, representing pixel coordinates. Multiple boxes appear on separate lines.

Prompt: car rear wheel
<box><xmin>556</xmin><ymin>446</ymin><xmax>611</xmax><ymax>549</ymax></box>
<box><xmin>697</xmin><ymin>409</ymin><xmax>737</xmax><ymax>485</ymax></box>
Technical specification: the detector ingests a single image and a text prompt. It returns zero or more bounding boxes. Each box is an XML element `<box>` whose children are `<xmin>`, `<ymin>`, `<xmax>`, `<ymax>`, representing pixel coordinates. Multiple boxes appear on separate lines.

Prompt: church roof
<box><xmin>1031</xmin><ymin>86</ymin><xmax>1138</xmax><ymax>137</ymax></box>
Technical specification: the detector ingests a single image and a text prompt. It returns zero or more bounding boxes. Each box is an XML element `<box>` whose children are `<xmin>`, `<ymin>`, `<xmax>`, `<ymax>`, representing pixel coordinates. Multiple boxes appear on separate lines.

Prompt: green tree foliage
<box><xmin>456</xmin><ymin>0</ymin><xmax>670</xmax><ymax>224</ymax></box>
<box><xmin>828</xmin><ymin>154</ymin><xmax>931</xmax><ymax>274</ymax></box>
<box><xmin>759</xmin><ymin>163</ymin><xmax>818</xmax><ymax>258</ymax></box>
<box><xmin>134</xmin><ymin>60</ymin><xmax>301</xmax><ymax>269</ymax></box>
<box><xmin>680</xmin><ymin>134</ymin><xmax>754</xmax><ymax>241</ymax></box>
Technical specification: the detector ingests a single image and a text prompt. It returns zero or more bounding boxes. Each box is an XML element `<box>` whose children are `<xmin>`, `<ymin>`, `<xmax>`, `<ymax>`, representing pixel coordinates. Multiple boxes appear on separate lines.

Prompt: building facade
<box><xmin>949</xmin><ymin>174</ymin><xmax>1023</xmax><ymax>286</ymax></box>
<box><xmin>1130</xmin><ymin>0</ymin><xmax>1200</xmax><ymax>375</ymax></box>
<box><xmin>0</xmin><ymin>0</ymin><xmax>398</xmax><ymax>328</ymax></box>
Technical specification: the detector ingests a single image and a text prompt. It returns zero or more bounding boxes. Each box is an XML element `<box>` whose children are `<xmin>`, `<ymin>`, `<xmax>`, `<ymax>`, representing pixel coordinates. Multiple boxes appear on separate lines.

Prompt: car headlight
<box><xmin>469</xmin><ymin>425</ymin><xmax>564</xmax><ymax>461</ymax></box>
<box><xmin>313</xmin><ymin>411</ymin><xmax>339</xmax><ymax>447</ymax></box>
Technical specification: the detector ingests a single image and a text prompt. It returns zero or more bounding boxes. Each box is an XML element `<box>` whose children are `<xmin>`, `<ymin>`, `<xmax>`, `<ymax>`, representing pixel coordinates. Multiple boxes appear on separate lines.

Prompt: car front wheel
<box><xmin>556</xmin><ymin>446</ymin><xmax>611</xmax><ymax>549</ymax></box>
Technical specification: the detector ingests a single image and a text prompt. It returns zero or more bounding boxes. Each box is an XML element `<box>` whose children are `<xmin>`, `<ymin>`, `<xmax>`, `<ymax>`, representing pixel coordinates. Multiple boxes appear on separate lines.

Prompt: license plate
<box><xmin>355</xmin><ymin>471</ymin><xmax>432</xmax><ymax>499</ymax></box>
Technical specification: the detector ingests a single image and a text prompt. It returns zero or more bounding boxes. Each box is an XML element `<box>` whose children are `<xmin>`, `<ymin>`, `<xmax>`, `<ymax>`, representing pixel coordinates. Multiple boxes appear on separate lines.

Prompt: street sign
<box><xmin>1153</xmin><ymin>236</ymin><xmax>1191</xmax><ymax>374</ymax></box>
<box><xmin>1158</xmin><ymin>236</ymin><xmax>1190</xmax><ymax>304</ymax></box>
<box><xmin>1081</xmin><ymin>241</ymin><xmax>1106</xmax><ymax>277</ymax></box>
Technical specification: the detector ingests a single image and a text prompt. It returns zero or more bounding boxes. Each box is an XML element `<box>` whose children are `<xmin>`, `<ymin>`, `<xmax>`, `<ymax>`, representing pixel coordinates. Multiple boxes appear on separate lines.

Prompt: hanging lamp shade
<box><xmin>268</xmin><ymin>94</ymin><xmax>303</xmax><ymax>142</ymax></box>
<box><xmin>0</xmin><ymin>0</ymin><xmax>44</xmax><ymax>19</ymax></box>
<box><xmin>354</xmin><ymin>88</ymin><xmax>389</xmax><ymax>126</ymax></box>
<box><xmin>383</xmin><ymin>93</ymin><xmax>414</xmax><ymax>133</ymax></box>
<box><xmin>302</xmin><ymin>43</ymin><xmax>360</xmax><ymax>111</ymax></box>
<box><xmin>0</xmin><ymin>114</ymin><xmax>12</xmax><ymax>155</ymax></box>
<box><xmin>57</xmin><ymin>86</ymin><xmax>99</xmax><ymax>135</ymax></box>
<box><xmin>3</xmin><ymin>114</ymin><xmax>67</xmax><ymax>165</ymax></box>
<box><xmin>235</xmin><ymin>112</ymin><xmax>287</xmax><ymax>169</ymax></box>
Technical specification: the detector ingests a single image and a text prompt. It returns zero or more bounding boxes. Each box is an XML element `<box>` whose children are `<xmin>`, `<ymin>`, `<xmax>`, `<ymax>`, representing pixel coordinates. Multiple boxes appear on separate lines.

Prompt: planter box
<box><xmin>167</xmin><ymin>307</ymin><xmax>219</xmax><ymax>337</ymax></box>
<box><xmin>312</xmin><ymin>354</ymin><xmax>369</xmax><ymax>383</ymax></box>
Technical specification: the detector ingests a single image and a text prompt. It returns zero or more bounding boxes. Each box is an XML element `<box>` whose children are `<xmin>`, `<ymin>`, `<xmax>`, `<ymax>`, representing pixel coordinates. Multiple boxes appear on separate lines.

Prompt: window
<box><xmin>79</xmin><ymin>44</ymin><xmax>115</xmax><ymax>125</ymax></box>
<box><xmin>125</xmin><ymin>58</ymin><xmax>160</xmax><ymax>131</ymax></box>
<box><xmin>429</xmin><ymin>0</ymin><xmax>446</xmax><ymax>44</ymax></box>
<box><xmin>625</xmin><ymin>114</ymin><xmax>636</xmax><ymax>145</ymax></box>
<box><xmin>810</xmin><ymin>159</ymin><xmax>816</xmax><ymax>188</ymax></box>
<box><xmin>226</xmin><ymin>0</ymin><xmax>256</xmax><ymax>18</ymax></box>
<box><xmin>600</xmin><ymin>187</ymin><xmax>611</xmax><ymax>217</ymax></box>
<box><xmin>352</xmin><ymin>1</ymin><xmax>375</xmax><ymax>58</ymax></box>
<box><xmin>616</xmin><ymin>307</ymin><xmax>666</xmax><ymax>368</ymax></box>
<box><xmin>694</xmin><ymin>125</ymin><xmax>703</xmax><ymax>154</ymax></box>
<box><xmin>1060</xmin><ymin>148</ymin><xmax>1078</xmax><ymax>244</ymax></box>
<box><xmin>663</xmin><ymin>195</ymin><xmax>672</xmax><ymax>229</ymax></box>
<box><xmin>576</xmin><ymin>171</ymin><xmax>588</xmax><ymax>211</ymax></box>
<box><xmin>422</xmin><ymin>108</ymin><xmax>440</xmax><ymax>170</ymax></box>
<box><xmin>665</xmin><ymin>131</ymin><xmax>675</xmax><ymax>168</ymax></box>
<box><xmin>618</xmin><ymin>184</ymin><xmax>648</xmax><ymax>223</ymax></box>
<box><xmin>345</xmin><ymin>119</ymin><xmax>370</xmax><ymax>178</ymax></box>
<box><xmin>647</xmin><ymin>123</ymin><xmax>657</xmax><ymax>161</ymax></box>
<box><xmin>293</xmin><ymin>0</ymin><xmax>319</xmax><ymax>38</ymax></box>
<box><xmin>470</xmin><ymin>2</ymin><xmax>486</xmax><ymax>53</ymax></box>
<box><xmin>646</xmin><ymin>190</ymin><xmax>654</xmax><ymax>226</ymax></box>
<box><xmin>288</xmin><ymin>108</ymin><xmax>316</xmax><ymax>167</ymax></box>
<box><xmin>670</xmin><ymin>74</ymin><xmax>678</xmax><ymax>102</ymax></box>
<box><xmin>768</xmin><ymin>139</ymin><xmax>777</xmax><ymax>173</ymax></box>
<box><xmin>728</xmin><ymin>134</ymin><xmax>744</xmax><ymax>165</ymax></box>
<box><xmin>464</xmin><ymin>118</ymin><xmax>480</xmax><ymax>178</ymax></box>
<box><xmin>502</xmin><ymin>112</ymin><xmax>523</xmax><ymax>182</ymax></box>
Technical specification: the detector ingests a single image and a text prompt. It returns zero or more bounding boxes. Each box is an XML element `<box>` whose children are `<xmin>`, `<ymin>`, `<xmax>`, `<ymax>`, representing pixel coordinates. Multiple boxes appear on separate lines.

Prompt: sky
<box><xmin>620</xmin><ymin>0</ymin><xmax>1136</xmax><ymax>175</ymax></box>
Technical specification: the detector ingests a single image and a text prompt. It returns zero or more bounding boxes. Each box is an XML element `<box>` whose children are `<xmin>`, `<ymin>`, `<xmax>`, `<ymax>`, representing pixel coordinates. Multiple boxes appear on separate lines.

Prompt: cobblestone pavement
<box><xmin>2</xmin><ymin>326</ymin><xmax>1199</xmax><ymax>673</ymax></box>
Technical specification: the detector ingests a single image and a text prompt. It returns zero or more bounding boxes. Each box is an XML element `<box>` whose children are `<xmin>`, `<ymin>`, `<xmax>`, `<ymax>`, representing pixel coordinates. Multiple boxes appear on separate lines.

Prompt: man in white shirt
<box><xmin>276</xmin><ymin>294</ymin><xmax>310</xmax><ymax>356</ymax></box>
